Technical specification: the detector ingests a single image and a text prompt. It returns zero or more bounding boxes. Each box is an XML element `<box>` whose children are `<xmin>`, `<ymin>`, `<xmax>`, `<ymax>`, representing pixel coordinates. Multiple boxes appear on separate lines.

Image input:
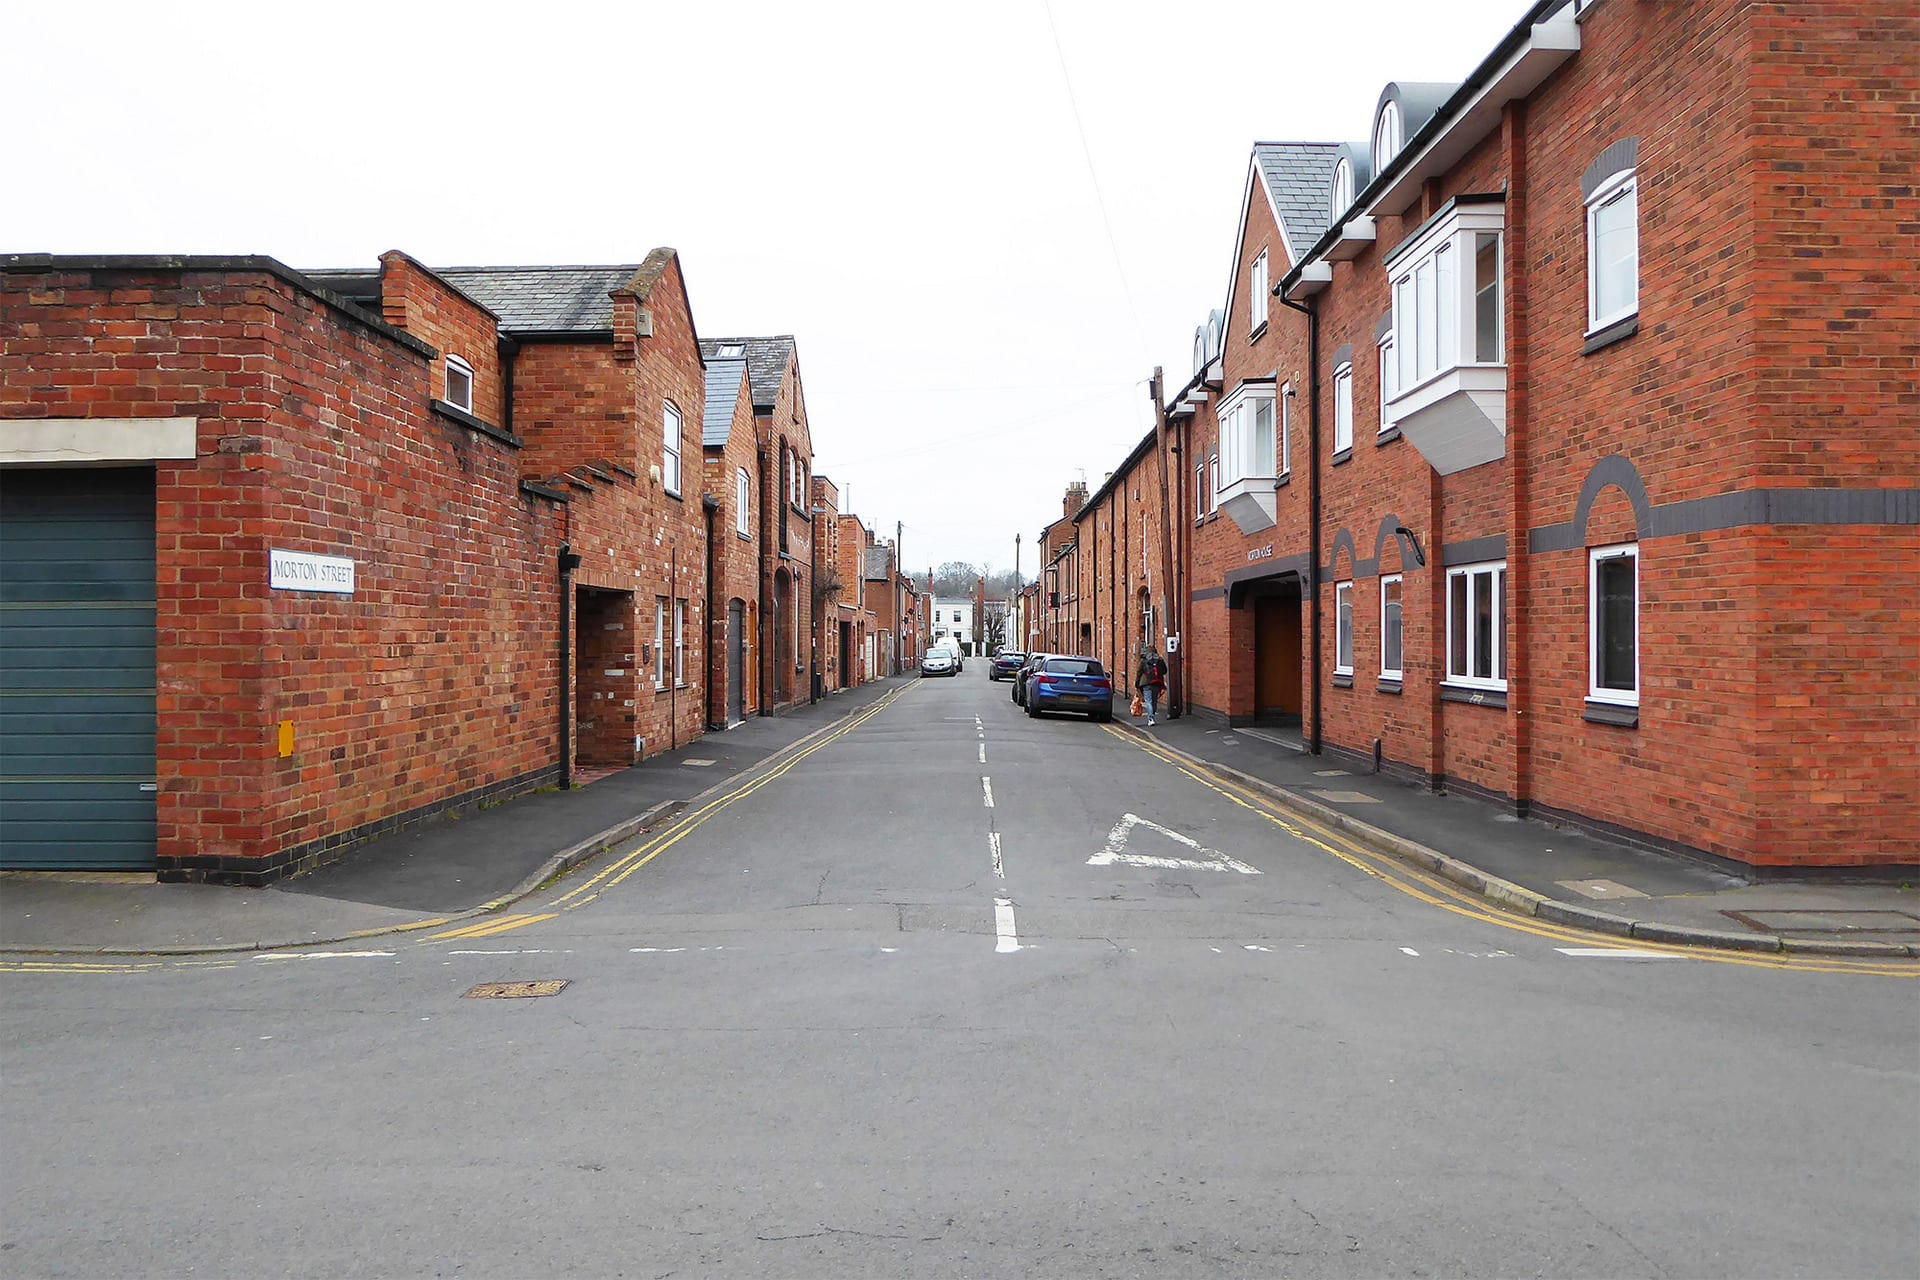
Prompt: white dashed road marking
<box><xmin>1556</xmin><ymin>947</ymin><xmax>1685</xmax><ymax>960</ymax></box>
<box><xmin>982</xmin><ymin>777</ymin><xmax>995</xmax><ymax>808</ymax></box>
<box><xmin>994</xmin><ymin>897</ymin><xmax>1021</xmax><ymax>953</ymax></box>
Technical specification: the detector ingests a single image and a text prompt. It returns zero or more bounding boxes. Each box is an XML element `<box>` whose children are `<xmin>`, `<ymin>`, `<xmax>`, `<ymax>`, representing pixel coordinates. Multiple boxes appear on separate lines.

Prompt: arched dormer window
<box><xmin>1193</xmin><ymin>327</ymin><xmax>1207</xmax><ymax>377</ymax></box>
<box><xmin>1373</xmin><ymin>100</ymin><xmax>1402</xmax><ymax>169</ymax></box>
<box><xmin>1330</xmin><ymin>158</ymin><xmax>1354</xmax><ymax>222</ymax></box>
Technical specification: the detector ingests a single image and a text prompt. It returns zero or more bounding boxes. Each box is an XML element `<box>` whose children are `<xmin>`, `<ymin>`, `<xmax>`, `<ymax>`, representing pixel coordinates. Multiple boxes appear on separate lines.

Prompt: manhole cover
<box><xmin>1721</xmin><ymin>910</ymin><xmax>1920</xmax><ymax>936</ymax></box>
<box><xmin>463</xmin><ymin>980</ymin><xmax>570</xmax><ymax>999</ymax></box>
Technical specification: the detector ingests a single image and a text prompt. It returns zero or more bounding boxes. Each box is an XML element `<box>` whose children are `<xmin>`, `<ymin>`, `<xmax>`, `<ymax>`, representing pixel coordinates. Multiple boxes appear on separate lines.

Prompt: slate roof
<box><xmin>864</xmin><ymin>546</ymin><xmax>892</xmax><ymax>582</ymax></box>
<box><xmin>434</xmin><ymin>265</ymin><xmax>642</xmax><ymax>333</ymax></box>
<box><xmin>700</xmin><ymin>336</ymin><xmax>795</xmax><ymax>410</ymax></box>
<box><xmin>1254</xmin><ymin>142</ymin><xmax>1343</xmax><ymax>264</ymax></box>
<box><xmin>702</xmin><ymin>359</ymin><xmax>749</xmax><ymax>448</ymax></box>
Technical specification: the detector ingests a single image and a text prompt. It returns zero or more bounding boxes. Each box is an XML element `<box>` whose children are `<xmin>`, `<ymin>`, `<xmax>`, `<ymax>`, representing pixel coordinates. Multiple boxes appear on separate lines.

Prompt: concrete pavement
<box><xmin>1105</xmin><ymin>705</ymin><xmax>1919</xmax><ymax>958</ymax></box>
<box><xmin>0</xmin><ymin>678</ymin><xmax>912</xmax><ymax>955</ymax></box>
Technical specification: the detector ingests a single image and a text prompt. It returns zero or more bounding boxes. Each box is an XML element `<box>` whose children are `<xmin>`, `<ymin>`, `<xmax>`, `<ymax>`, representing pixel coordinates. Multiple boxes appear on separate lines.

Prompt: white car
<box><xmin>920</xmin><ymin>649</ymin><xmax>957</xmax><ymax>677</ymax></box>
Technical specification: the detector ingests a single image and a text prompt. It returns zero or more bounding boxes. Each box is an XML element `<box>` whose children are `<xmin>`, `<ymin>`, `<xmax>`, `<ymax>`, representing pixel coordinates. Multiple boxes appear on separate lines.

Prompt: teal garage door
<box><xmin>0</xmin><ymin>468</ymin><xmax>158</xmax><ymax>870</ymax></box>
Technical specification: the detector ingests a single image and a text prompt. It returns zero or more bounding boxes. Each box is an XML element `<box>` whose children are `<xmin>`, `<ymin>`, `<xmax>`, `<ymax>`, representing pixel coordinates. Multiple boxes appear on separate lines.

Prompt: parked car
<box><xmin>1012</xmin><ymin>652</ymin><xmax>1051</xmax><ymax>705</ymax></box>
<box><xmin>935</xmin><ymin>638</ymin><xmax>964</xmax><ymax>672</ymax></box>
<box><xmin>920</xmin><ymin>648</ymin><xmax>957</xmax><ymax>677</ymax></box>
<box><xmin>988</xmin><ymin>649</ymin><xmax>1026</xmax><ymax>682</ymax></box>
<box><xmin>1024</xmin><ymin>656</ymin><xmax>1114</xmax><ymax>721</ymax></box>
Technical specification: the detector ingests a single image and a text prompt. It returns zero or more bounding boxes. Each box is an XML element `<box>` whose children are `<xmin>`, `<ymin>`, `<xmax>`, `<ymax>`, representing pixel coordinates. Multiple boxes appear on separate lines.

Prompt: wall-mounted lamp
<box><xmin>1393</xmin><ymin>524</ymin><xmax>1427</xmax><ymax>569</ymax></box>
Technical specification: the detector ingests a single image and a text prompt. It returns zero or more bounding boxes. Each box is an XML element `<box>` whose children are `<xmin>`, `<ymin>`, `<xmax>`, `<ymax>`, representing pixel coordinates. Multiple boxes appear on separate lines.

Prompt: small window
<box><xmin>653</xmin><ymin>598</ymin><xmax>667</xmax><ymax>690</ymax></box>
<box><xmin>1587</xmin><ymin>171</ymin><xmax>1638</xmax><ymax>332</ymax></box>
<box><xmin>1377</xmin><ymin>335</ymin><xmax>1396</xmax><ymax>431</ymax></box>
<box><xmin>1333</xmin><ymin>362</ymin><xmax>1354</xmax><ymax>453</ymax></box>
<box><xmin>1208</xmin><ymin>453</ymin><xmax>1220</xmax><ymax>513</ymax></box>
<box><xmin>1330</xmin><ymin>158</ymin><xmax>1353</xmax><ymax>223</ymax></box>
<box><xmin>1195</xmin><ymin>462</ymin><xmax>1206</xmax><ymax>522</ymax></box>
<box><xmin>1335</xmin><ymin>582</ymin><xmax>1354</xmax><ymax>676</ymax></box>
<box><xmin>735</xmin><ymin>468</ymin><xmax>751</xmax><ymax>537</ymax></box>
<box><xmin>1446</xmin><ymin>562</ymin><xmax>1507</xmax><ymax>689</ymax></box>
<box><xmin>662</xmin><ymin>403</ymin><xmax>682</xmax><ymax>495</ymax></box>
<box><xmin>1278</xmin><ymin>383</ymin><xmax>1292</xmax><ymax>475</ymax></box>
<box><xmin>717</xmin><ymin>343</ymin><xmax>745</xmax><ymax>358</ymax></box>
<box><xmin>1374</xmin><ymin>100</ymin><xmax>1402</xmax><ymax>169</ymax></box>
<box><xmin>674</xmin><ymin>599</ymin><xmax>687</xmax><ymax>687</ymax></box>
<box><xmin>444</xmin><ymin>355</ymin><xmax>474</xmax><ymax>413</ymax></box>
<box><xmin>1589</xmin><ymin>544</ymin><xmax>1638</xmax><ymax>705</ymax></box>
<box><xmin>1250</xmin><ymin>250</ymin><xmax>1269</xmax><ymax>335</ymax></box>
<box><xmin>1380</xmin><ymin>575</ymin><xmax>1403</xmax><ymax>681</ymax></box>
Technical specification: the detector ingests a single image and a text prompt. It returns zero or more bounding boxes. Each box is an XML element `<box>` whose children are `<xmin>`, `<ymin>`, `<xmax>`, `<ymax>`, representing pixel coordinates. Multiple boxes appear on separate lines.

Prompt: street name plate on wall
<box><xmin>270</xmin><ymin>549</ymin><xmax>355</xmax><ymax>595</ymax></box>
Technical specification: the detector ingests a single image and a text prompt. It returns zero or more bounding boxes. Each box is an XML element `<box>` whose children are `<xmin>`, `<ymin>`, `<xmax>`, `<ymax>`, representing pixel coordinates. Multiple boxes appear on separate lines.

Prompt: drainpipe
<box><xmin>757</xmin><ymin>445</ymin><xmax>771</xmax><ymax>716</ymax></box>
<box><xmin>702</xmin><ymin>494</ymin><xmax>720</xmax><ymax>729</ymax></box>
<box><xmin>1150</xmin><ymin>367</ymin><xmax>1180</xmax><ymax>718</ymax></box>
<box><xmin>558</xmin><ymin>542</ymin><xmax>582</xmax><ymax>788</ymax></box>
<box><xmin>669</xmin><ymin>543</ymin><xmax>678</xmax><ymax>751</ymax></box>
<box><xmin>1279</xmin><ymin>288</ymin><xmax>1322</xmax><ymax>755</ymax></box>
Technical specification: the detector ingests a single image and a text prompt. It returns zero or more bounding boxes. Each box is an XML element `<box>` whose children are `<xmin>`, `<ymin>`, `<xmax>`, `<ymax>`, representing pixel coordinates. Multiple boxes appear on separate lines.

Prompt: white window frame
<box><xmin>1588</xmin><ymin>544</ymin><xmax>1640</xmax><ymax>706</ymax></box>
<box><xmin>1195</xmin><ymin>460</ymin><xmax>1207</xmax><ymax>523</ymax></box>
<box><xmin>1249</xmin><ymin>250</ymin><xmax>1269</xmax><ymax>335</ymax></box>
<box><xmin>1208</xmin><ymin>453</ymin><xmax>1219</xmax><ymax>514</ymax></box>
<box><xmin>653</xmin><ymin>598</ymin><xmax>667</xmax><ymax>690</ymax></box>
<box><xmin>1278</xmin><ymin>382</ymin><xmax>1292</xmax><ymax>476</ymax></box>
<box><xmin>1217</xmin><ymin>383</ymin><xmax>1278</xmax><ymax>490</ymax></box>
<box><xmin>444</xmin><ymin>355</ymin><xmax>474</xmax><ymax>413</ymax></box>
<box><xmin>1385</xmin><ymin>204</ymin><xmax>1506</xmax><ymax>411</ymax></box>
<box><xmin>1329</xmin><ymin>158</ymin><xmax>1353</xmax><ymax>224</ymax></box>
<box><xmin>1379</xmin><ymin>574</ymin><xmax>1404</xmax><ymax>681</ymax></box>
<box><xmin>1377</xmin><ymin>335</ymin><xmax>1396</xmax><ymax>432</ymax></box>
<box><xmin>674</xmin><ymin>599</ymin><xmax>687</xmax><ymax>687</ymax></box>
<box><xmin>1445</xmin><ymin>561</ymin><xmax>1508</xmax><ymax>691</ymax></box>
<box><xmin>735</xmin><ymin>468</ymin><xmax>751</xmax><ymax>537</ymax></box>
<box><xmin>1586</xmin><ymin>170</ymin><xmax>1639</xmax><ymax>333</ymax></box>
<box><xmin>661</xmin><ymin>403</ymin><xmax>682</xmax><ymax>496</ymax></box>
<box><xmin>1333</xmin><ymin>362</ymin><xmax>1353</xmax><ymax>454</ymax></box>
<box><xmin>1334</xmin><ymin>581</ymin><xmax>1354</xmax><ymax>677</ymax></box>
<box><xmin>1374</xmin><ymin>100</ymin><xmax>1402</xmax><ymax>169</ymax></box>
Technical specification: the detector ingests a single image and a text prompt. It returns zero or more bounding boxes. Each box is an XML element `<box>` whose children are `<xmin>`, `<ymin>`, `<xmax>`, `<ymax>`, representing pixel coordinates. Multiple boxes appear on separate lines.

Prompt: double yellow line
<box><xmin>431</xmin><ymin>912</ymin><xmax>558</xmax><ymax>941</ymax></box>
<box><xmin>1102</xmin><ymin>724</ymin><xmax>1917</xmax><ymax>978</ymax></box>
<box><xmin>540</xmin><ymin>680</ymin><xmax>918</xmax><ymax>913</ymax></box>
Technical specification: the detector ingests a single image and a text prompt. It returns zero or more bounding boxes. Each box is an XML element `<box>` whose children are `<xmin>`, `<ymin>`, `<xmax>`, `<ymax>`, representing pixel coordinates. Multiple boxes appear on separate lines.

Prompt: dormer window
<box><xmin>1373</xmin><ymin>101</ymin><xmax>1402</xmax><ymax>169</ymax></box>
<box><xmin>1249</xmin><ymin>250</ymin><xmax>1269</xmax><ymax>337</ymax></box>
<box><xmin>445</xmin><ymin>355</ymin><xmax>473</xmax><ymax>413</ymax></box>
<box><xmin>1330</xmin><ymin>158</ymin><xmax>1354</xmax><ymax>222</ymax></box>
<box><xmin>717</xmin><ymin>343</ymin><xmax>745</xmax><ymax>358</ymax></box>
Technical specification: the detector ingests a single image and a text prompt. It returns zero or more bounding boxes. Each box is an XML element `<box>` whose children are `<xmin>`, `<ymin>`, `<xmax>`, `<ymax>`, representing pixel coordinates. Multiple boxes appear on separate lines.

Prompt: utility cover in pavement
<box><xmin>1088</xmin><ymin>813</ymin><xmax>1261</xmax><ymax>875</ymax></box>
<box><xmin>463</xmin><ymin>981</ymin><xmax>569</xmax><ymax>999</ymax></box>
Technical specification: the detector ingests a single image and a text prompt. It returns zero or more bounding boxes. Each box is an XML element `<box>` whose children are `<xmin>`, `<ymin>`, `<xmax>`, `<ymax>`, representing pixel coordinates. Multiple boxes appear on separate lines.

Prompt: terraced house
<box><xmin>0</xmin><ymin>249</ymin><xmax>879</xmax><ymax>882</ymax></box>
<box><xmin>1035</xmin><ymin>0</ymin><xmax>1919</xmax><ymax>872</ymax></box>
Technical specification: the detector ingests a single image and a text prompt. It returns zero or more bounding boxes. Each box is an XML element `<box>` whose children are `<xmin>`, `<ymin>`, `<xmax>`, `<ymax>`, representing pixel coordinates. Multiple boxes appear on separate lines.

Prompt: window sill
<box><xmin>1275</xmin><ymin>471</ymin><xmax>1291</xmax><ymax>489</ymax></box>
<box><xmin>664</xmin><ymin>489</ymin><xmax>683</xmax><ymax>502</ymax></box>
<box><xmin>430</xmin><ymin>399</ymin><xmax>521</xmax><ymax>449</ymax></box>
<box><xmin>1377</xmin><ymin>677</ymin><xmax>1403</xmax><ymax>695</ymax></box>
<box><xmin>1374</xmin><ymin>425</ymin><xmax>1402</xmax><ymax>446</ymax></box>
<box><xmin>1441</xmin><ymin>683</ymin><xmax>1507</xmax><ymax>709</ymax></box>
<box><xmin>1248</xmin><ymin>321</ymin><xmax>1268</xmax><ymax>342</ymax></box>
<box><xmin>1331</xmin><ymin>447</ymin><xmax>1354</xmax><ymax>466</ymax></box>
<box><xmin>736</xmin><ymin>530</ymin><xmax>752</xmax><ymax>541</ymax></box>
<box><xmin>1332</xmin><ymin>672</ymin><xmax>1354</xmax><ymax>689</ymax></box>
<box><xmin>1583</xmin><ymin>698</ymin><xmax>1639</xmax><ymax>728</ymax></box>
<box><xmin>1583</xmin><ymin>314</ymin><xmax>1638</xmax><ymax>355</ymax></box>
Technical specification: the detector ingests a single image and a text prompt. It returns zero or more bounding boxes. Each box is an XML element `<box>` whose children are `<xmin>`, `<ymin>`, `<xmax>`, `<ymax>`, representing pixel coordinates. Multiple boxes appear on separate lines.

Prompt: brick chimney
<box><xmin>1063</xmin><ymin>480</ymin><xmax>1089</xmax><ymax>519</ymax></box>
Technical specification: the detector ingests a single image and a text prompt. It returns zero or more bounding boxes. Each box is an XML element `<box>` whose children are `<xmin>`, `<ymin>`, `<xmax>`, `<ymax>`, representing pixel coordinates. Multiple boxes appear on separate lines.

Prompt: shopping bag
<box><xmin>1130</xmin><ymin>692</ymin><xmax>1145</xmax><ymax>718</ymax></box>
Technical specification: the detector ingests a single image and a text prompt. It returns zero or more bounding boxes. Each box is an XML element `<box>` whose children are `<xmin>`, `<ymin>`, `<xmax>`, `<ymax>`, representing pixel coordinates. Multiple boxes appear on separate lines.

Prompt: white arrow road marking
<box><xmin>1555</xmin><ymin>947</ymin><xmax>1685</xmax><ymax>960</ymax></box>
<box><xmin>994</xmin><ymin>896</ymin><xmax>1021</xmax><ymax>953</ymax></box>
<box><xmin>1087</xmin><ymin>813</ymin><xmax>1261</xmax><ymax>875</ymax></box>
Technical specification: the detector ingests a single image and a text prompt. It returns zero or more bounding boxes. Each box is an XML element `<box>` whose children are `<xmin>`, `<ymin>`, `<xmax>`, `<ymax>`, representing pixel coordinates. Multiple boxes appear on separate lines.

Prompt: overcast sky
<box><xmin>7</xmin><ymin>0</ymin><xmax>1527</xmax><ymax>578</ymax></box>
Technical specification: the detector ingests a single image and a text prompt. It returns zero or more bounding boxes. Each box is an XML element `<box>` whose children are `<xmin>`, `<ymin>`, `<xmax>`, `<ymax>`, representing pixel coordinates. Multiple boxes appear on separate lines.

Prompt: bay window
<box><xmin>1383</xmin><ymin>198</ymin><xmax>1508</xmax><ymax>474</ymax></box>
<box><xmin>1215</xmin><ymin>382</ymin><xmax>1279</xmax><ymax>533</ymax></box>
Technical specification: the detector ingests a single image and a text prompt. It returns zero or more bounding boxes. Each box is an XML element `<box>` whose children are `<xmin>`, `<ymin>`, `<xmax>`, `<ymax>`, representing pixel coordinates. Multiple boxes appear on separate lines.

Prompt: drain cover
<box><xmin>463</xmin><ymin>980</ymin><xmax>569</xmax><ymax>999</ymax></box>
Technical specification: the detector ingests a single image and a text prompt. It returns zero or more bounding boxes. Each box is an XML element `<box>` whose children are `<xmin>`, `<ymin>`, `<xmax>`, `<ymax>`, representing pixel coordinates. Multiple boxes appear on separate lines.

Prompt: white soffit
<box><xmin>1283</xmin><ymin>263</ymin><xmax>1334</xmax><ymax>300</ymax></box>
<box><xmin>1368</xmin><ymin>19</ymin><xmax>1581</xmax><ymax>217</ymax></box>
<box><xmin>1</xmin><ymin>417</ymin><xmax>199</xmax><ymax>465</ymax></box>
<box><xmin>1328</xmin><ymin>216</ymin><xmax>1377</xmax><ymax>261</ymax></box>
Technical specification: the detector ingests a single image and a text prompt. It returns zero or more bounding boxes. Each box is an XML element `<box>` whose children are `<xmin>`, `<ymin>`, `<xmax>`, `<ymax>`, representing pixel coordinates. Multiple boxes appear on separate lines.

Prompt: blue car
<box><xmin>1024</xmin><ymin>656</ymin><xmax>1113</xmax><ymax>722</ymax></box>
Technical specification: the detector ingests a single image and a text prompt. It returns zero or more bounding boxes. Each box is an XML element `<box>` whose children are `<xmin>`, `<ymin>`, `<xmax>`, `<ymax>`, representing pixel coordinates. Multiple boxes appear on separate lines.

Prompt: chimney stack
<box><xmin>1063</xmin><ymin>480</ymin><xmax>1089</xmax><ymax>519</ymax></box>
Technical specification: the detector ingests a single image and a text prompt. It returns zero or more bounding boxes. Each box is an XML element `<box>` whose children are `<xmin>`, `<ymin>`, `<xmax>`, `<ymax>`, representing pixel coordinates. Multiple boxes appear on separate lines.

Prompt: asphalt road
<box><xmin>4</xmin><ymin>671</ymin><xmax>1916</xmax><ymax>1279</ymax></box>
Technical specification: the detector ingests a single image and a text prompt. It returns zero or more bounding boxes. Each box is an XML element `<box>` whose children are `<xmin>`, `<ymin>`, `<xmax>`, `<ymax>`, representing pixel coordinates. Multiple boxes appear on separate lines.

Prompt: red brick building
<box><xmin>700</xmin><ymin>336</ymin><xmax>814</xmax><ymax>714</ymax></box>
<box><xmin>1039</xmin><ymin>0</ymin><xmax>1919</xmax><ymax>871</ymax></box>
<box><xmin>1</xmin><ymin>250</ymin><xmax>880</xmax><ymax>881</ymax></box>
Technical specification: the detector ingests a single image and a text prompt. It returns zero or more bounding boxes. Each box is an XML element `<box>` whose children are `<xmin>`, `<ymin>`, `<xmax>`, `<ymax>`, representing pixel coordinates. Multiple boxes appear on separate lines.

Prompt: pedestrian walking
<box><xmin>1134</xmin><ymin>644</ymin><xmax>1168</xmax><ymax>727</ymax></box>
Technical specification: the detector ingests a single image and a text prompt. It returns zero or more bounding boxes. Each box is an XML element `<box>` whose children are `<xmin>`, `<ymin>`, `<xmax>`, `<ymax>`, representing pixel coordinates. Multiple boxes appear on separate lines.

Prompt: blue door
<box><xmin>0</xmin><ymin>468</ymin><xmax>158</xmax><ymax>870</ymax></box>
